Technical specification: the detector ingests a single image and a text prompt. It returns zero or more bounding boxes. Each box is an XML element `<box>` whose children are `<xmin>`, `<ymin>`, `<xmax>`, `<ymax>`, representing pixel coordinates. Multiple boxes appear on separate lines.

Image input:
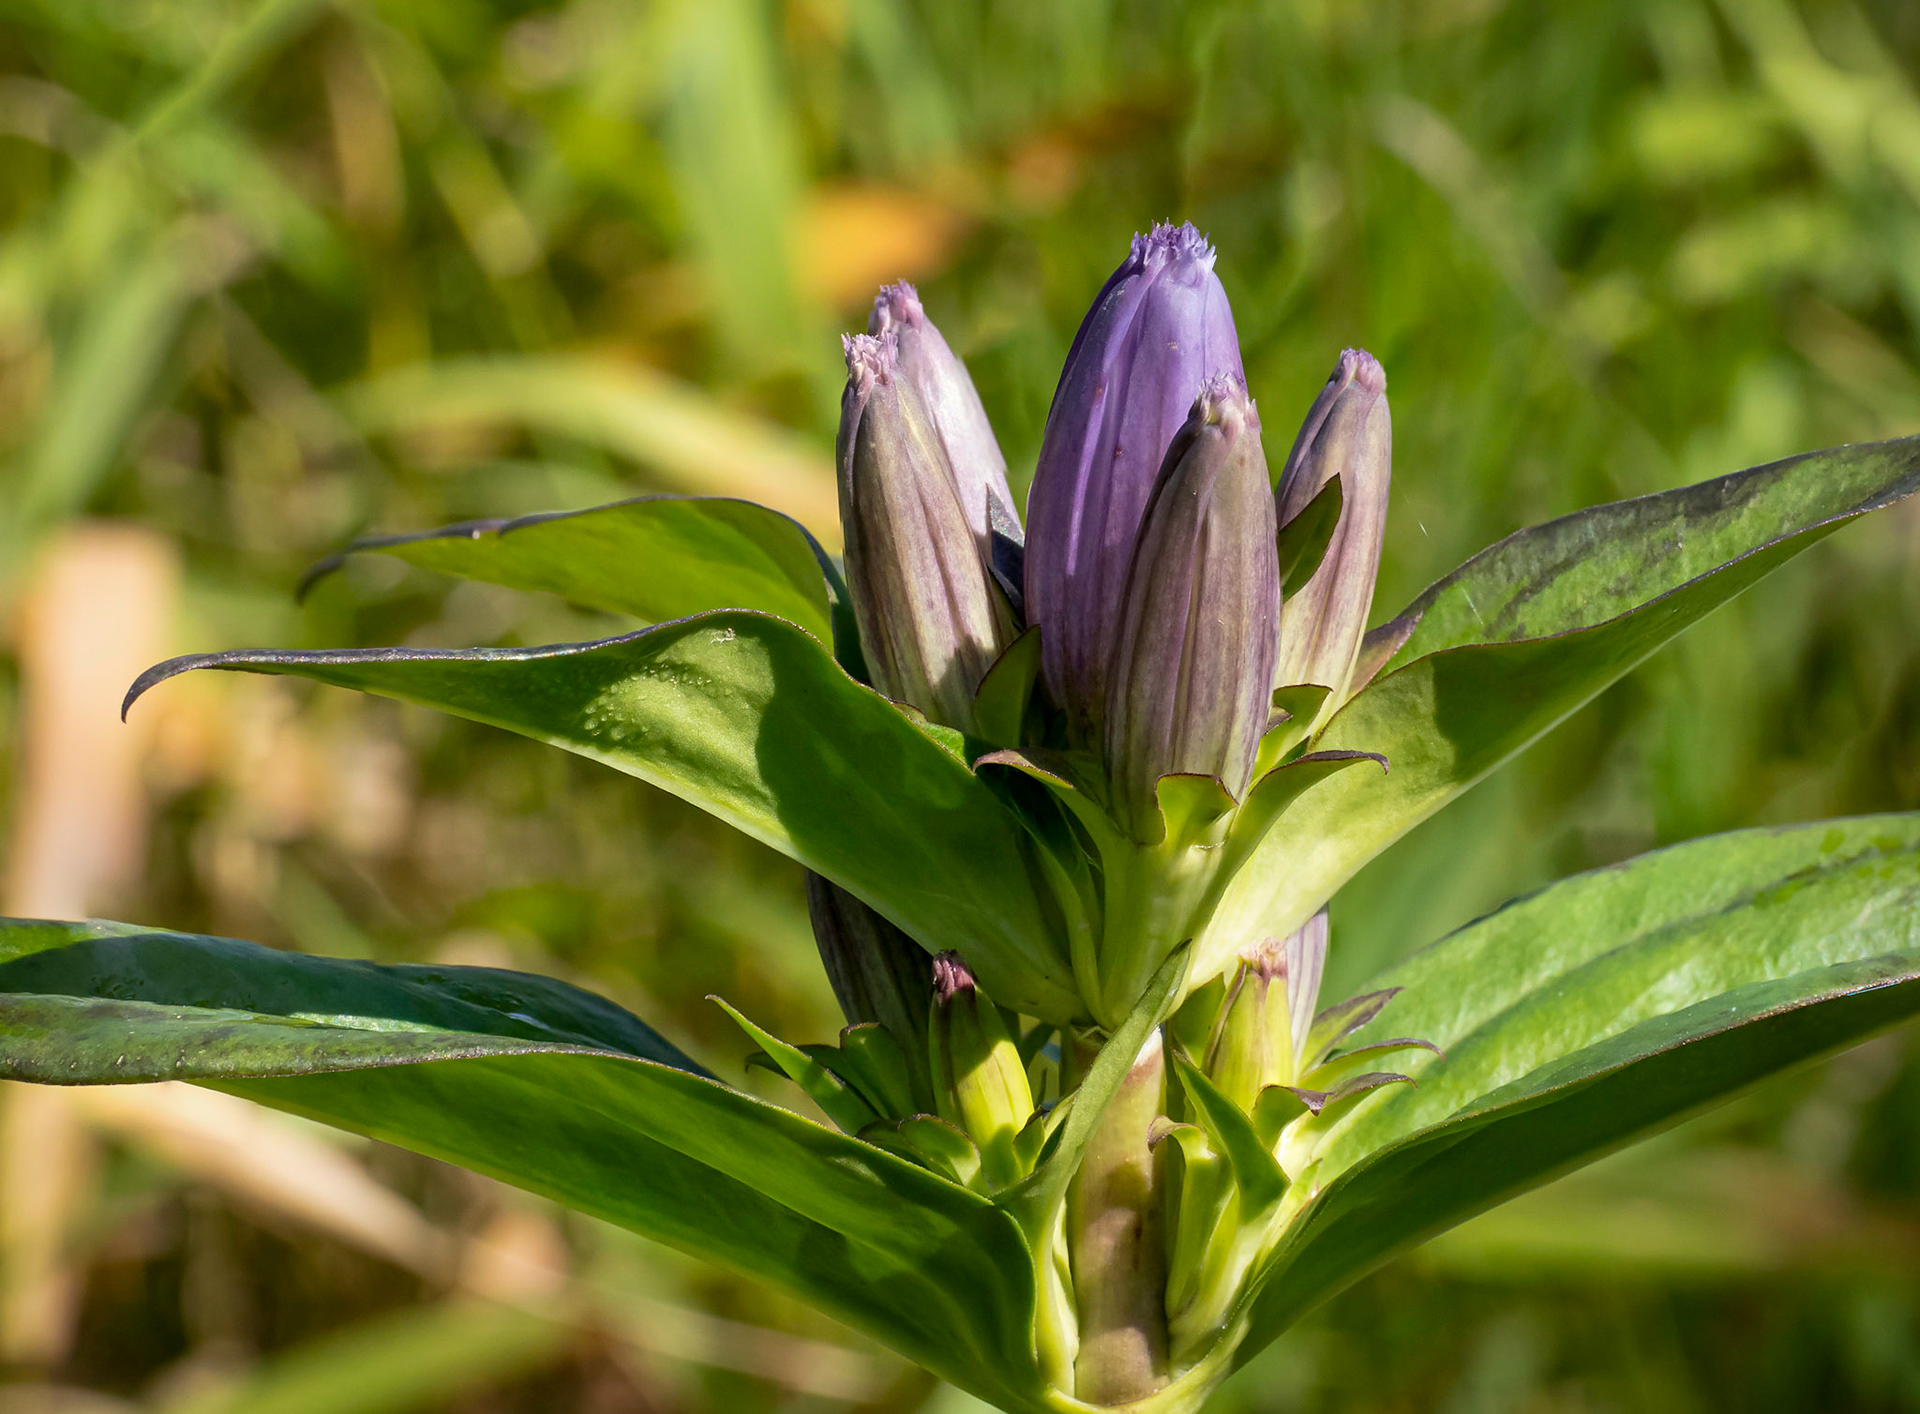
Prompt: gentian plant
<box><xmin>5</xmin><ymin>222</ymin><xmax>1920</xmax><ymax>1412</ymax></box>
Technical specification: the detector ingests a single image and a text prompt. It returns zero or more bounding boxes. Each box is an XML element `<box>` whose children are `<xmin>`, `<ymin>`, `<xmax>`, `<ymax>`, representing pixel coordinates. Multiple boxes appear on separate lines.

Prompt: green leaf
<box><xmin>1384</xmin><ymin>435</ymin><xmax>1920</xmax><ymax>668</ymax></box>
<box><xmin>302</xmin><ymin>496</ymin><xmax>837</xmax><ymax>645</ymax></box>
<box><xmin>973</xmin><ymin>625</ymin><xmax>1042</xmax><ymax>747</ymax></box>
<box><xmin>1209</xmin><ymin>437</ymin><xmax>1920</xmax><ymax>959</ymax></box>
<box><xmin>864</xmin><ymin>1114</ymin><xmax>984</xmax><ymax>1189</ymax></box>
<box><xmin>1301</xmin><ymin>989</ymin><xmax>1399</xmax><ymax>1069</ymax></box>
<box><xmin>1252</xmin><ymin>685</ymin><xmax>1330</xmax><ymax>777</ymax></box>
<box><xmin>0</xmin><ymin>922</ymin><xmax>1049</xmax><ymax>1412</ymax></box>
<box><xmin>1234</xmin><ymin>813</ymin><xmax>1920</xmax><ymax>1360</ymax></box>
<box><xmin>832</xmin><ymin>1023</ymin><xmax>917</xmax><ymax>1119</ymax></box>
<box><xmin>125</xmin><ymin>610</ymin><xmax>1079</xmax><ymax>1022</ymax></box>
<box><xmin>1274</xmin><ymin>474</ymin><xmax>1342</xmax><ymax>598</ymax></box>
<box><xmin>0</xmin><ymin>918</ymin><xmax>703</xmax><ymax>1070</ymax></box>
<box><xmin>1169</xmin><ymin>1050</ymin><xmax>1287</xmax><ymax>1215</ymax></box>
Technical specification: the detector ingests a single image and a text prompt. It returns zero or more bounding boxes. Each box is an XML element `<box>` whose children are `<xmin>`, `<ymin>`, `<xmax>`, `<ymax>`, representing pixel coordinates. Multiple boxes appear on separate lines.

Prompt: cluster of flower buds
<box><xmin>1157</xmin><ymin>912</ymin><xmax>1436</xmax><ymax>1360</ymax></box>
<box><xmin>723</xmin><ymin>904</ymin><xmax>1045</xmax><ymax>1198</ymax></box>
<box><xmin>832</xmin><ymin>222</ymin><xmax>1394</xmax><ymax>1025</ymax></box>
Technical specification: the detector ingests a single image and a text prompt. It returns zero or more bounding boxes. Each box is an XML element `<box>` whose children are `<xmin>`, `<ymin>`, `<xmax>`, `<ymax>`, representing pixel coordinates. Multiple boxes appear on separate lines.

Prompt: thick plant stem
<box><xmin>1068</xmin><ymin>1028</ymin><xmax>1169</xmax><ymax>1405</ymax></box>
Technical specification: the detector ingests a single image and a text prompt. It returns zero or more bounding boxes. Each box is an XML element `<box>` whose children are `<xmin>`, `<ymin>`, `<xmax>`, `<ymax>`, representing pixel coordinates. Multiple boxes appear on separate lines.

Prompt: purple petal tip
<box><xmin>843</xmin><ymin>331</ymin><xmax>898</xmax><ymax>392</ymax></box>
<box><xmin>931</xmin><ymin>950</ymin><xmax>976</xmax><ymax>1001</ymax></box>
<box><xmin>1337</xmin><ymin>347</ymin><xmax>1386</xmax><ymax>395</ymax></box>
<box><xmin>1195</xmin><ymin>372</ymin><xmax>1257</xmax><ymax>428</ymax></box>
<box><xmin>1238</xmin><ymin>937</ymin><xmax>1288</xmax><ymax>981</ymax></box>
<box><xmin>869</xmin><ymin>282</ymin><xmax>925</xmax><ymax>336</ymax></box>
<box><xmin>1135</xmin><ymin>221</ymin><xmax>1216</xmax><ymax>270</ymax></box>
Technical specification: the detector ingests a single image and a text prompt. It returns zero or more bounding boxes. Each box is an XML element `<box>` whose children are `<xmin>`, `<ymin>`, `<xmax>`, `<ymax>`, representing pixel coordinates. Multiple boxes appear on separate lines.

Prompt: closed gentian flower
<box><xmin>838</xmin><ymin>331</ymin><xmax>1014</xmax><ymax>733</ymax></box>
<box><xmin>806</xmin><ymin>872</ymin><xmax>935</xmax><ymax>1111</ymax></box>
<box><xmin>1103</xmin><ymin>376</ymin><xmax>1279</xmax><ymax>843</ymax></box>
<box><xmin>1025</xmin><ymin>223</ymin><xmax>1245</xmax><ymax>742</ymax></box>
<box><xmin>1272</xmin><ymin>349</ymin><xmax>1391</xmax><ymax>728</ymax></box>
<box><xmin>928</xmin><ymin>952</ymin><xmax>1034</xmax><ymax>1190</ymax></box>
<box><xmin>869</xmin><ymin>282</ymin><xmax>1020</xmax><ymax>557</ymax></box>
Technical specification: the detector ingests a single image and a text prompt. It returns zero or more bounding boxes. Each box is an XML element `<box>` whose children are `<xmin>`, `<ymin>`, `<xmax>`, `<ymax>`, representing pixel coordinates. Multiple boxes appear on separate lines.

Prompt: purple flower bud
<box><xmin>1025</xmin><ymin>223</ymin><xmax>1245</xmax><ymax>742</ymax></box>
<box><xmin>806</xmin><ymin>872</ymin><xmax>934</xmax><ymax>1110</ymax></box>
<box><xmin>1103</xmin><ymin>377</ymin><xmax>1279</xmax><ymax>842</ymax></box>
<box><xmin>1272</xmin><ymin>350</ymin><xmax>1391</xmax><ymax>727</ymax></box>
<box><xmin>868</xmin><ymin>283</ymin><xmax>1019</xmax><ymax>555</ymax></box>
<box><xmin>838</xmin><ymin>332</ymin><xmax>1014</xmax><ymax>733</ymax></box>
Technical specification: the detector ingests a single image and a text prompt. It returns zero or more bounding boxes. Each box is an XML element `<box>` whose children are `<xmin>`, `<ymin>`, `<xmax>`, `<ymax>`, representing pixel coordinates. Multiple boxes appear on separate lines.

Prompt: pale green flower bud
<box><xmin>928</xmin><ymin>951</ymin><xmax>1034</xmax><ymax>1189</ymax></box>
<box><xmin>1201</xmin><ymin>913</ymin><xmax>1327</xmax><ymax>1110</ymax></box>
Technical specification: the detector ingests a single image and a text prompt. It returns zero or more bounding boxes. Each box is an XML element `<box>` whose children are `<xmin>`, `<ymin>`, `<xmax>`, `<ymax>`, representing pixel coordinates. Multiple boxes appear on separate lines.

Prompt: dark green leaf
<box><xmin>1210</xmin><ymin>438</ymin><xmax>1920</xmax><ymax>955</ymax></box>
<box><xmin>301</xmin><ymin>496</ymin><xmax>835</xmax><ymax>644</ymax></box>
<box><xmin>1274</xmin><ymin>474</ymin><xmax>1343</xmax><ymax>598</ymax></box>
<box><xmin>0</xmin><ymin>922</ymin><xmax>1049</xmax><ymax>1412</ymax></box>
<box><xmin>1235</xmin><ymin>814</ymin><xmax>1920</xmax><ymax>1358</ymax></box>
<box><xmin>1386</xmin><ymin>435</ymin><xmax>1920</xmax><ymax>668</ymax></box>
<box><xmin>125</xmin><ymin>611</ymin><xmax>1078</xmax><ymax>1021</ymax></box>
<box><xmin>973</xmin><ymin>625</ymin><xmax>1042</xmax><ymax>747</ymax></box>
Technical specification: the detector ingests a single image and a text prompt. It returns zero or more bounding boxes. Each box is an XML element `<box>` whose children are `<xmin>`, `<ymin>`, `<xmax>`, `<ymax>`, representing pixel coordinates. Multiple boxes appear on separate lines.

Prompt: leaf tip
<box><xmin>122</xmin><ymin>655</ymin><xmax>205</xmax><ymax>721</ymax></box>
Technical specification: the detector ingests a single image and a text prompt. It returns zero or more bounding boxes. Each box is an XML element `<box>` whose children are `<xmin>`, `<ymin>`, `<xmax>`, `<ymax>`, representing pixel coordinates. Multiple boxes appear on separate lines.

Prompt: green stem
<box><xmin>1067</xmin><ymin>1029</ymin><xmax>1169</xmax><ymax>1405</ymax></box>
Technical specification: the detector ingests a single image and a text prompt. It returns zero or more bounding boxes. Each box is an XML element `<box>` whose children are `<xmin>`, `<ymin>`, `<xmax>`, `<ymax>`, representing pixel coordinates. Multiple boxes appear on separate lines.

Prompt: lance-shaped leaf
<box><xmin>1232</xmin><ymin>813</ymin><xmax>1920</xmax><ymax>1361</ymax></box>
<box><xmin>0</xmin><ymin>921</ymin><xmax>1049</xmax><ymax>1411</ymax></box>
<box><xmin>126</xmin><ymin>611</ymin><xmax>1080</xmax><ymax>1022</ymax></box>
<box><xmin>1380</xmin><ymin>434</ymin><xmax>1920</xmax><ymax>669</ymax></box>
<box><xmin>1207</xmin><ymin>436</ymin><xmax>1920</xmax><ymax>956</ymax></box>
<box><xmin>300</xmin><ymin>495</ymin><xmax>837</xmax><ymax>645</ymax></box>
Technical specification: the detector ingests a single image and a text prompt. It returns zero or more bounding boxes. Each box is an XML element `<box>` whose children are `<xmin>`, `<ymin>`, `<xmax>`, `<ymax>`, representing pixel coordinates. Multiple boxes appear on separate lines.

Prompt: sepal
<box><xmin>711</xmin><ymin>998</ymin><xmax>880</xmax><ymax>1135</ymax></box>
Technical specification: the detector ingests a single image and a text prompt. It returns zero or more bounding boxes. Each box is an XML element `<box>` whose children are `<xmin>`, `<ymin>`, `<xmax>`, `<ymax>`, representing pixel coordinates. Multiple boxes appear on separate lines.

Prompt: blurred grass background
<box><xmin>1</xmin><ymin>0</ymin><xmax>1920</xmax><ymax>1409</ymax></box>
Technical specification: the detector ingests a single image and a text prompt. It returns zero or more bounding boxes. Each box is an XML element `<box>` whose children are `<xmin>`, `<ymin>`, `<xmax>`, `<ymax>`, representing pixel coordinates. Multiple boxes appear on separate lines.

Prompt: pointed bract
<box><xmin>1025</xmin><ymin>223</ymin><xmax>1246</xmax><ymax>744</ymax></box>
<box><xmin>1103</xmin><ymin>376</ymin><xmax>1279</xmax><ymax>842</ymax></box>
<box><xmin>838</xmin><ymin>332</ymin><xmax>1014</xmax><ymax>732</ymax></box>
<box><xmin>1272</xmin><ymin>349</ymin><xmax>1391</xmax><ymax>728</ymax></box>
<box><xmin>869</xmin><ymin>282</ymin><xmax>1020</xmax><ymax>554</ymax></box>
